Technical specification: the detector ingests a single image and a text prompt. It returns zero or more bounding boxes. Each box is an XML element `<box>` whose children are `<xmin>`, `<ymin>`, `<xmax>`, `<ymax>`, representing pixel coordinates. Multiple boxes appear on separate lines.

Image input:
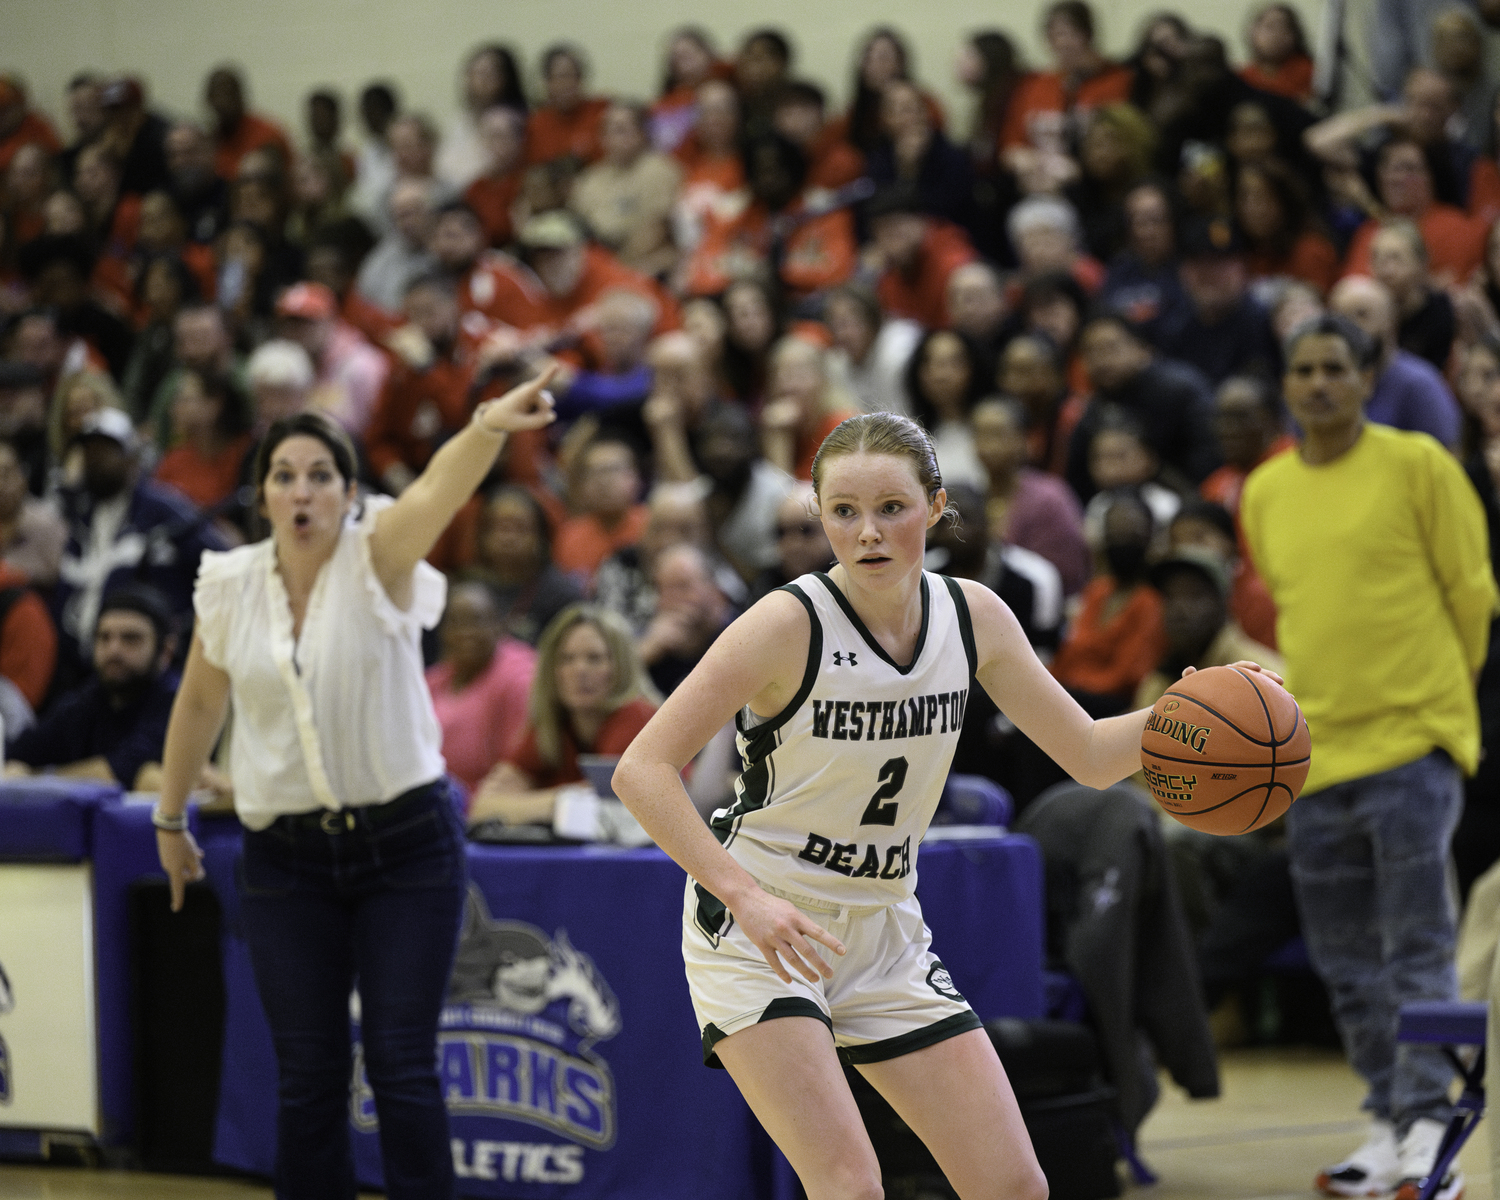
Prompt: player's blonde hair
<box><xmin>810</xmin><ymin>411</ymin><xmax>946</xmax><ymax>504</ymax></box>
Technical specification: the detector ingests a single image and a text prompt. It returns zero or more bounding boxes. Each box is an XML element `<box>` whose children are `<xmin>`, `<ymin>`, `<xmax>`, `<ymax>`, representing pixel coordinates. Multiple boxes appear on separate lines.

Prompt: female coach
<box><xmin>614</xmin><ymin>411</ymin><xmax>1273</xmax><ymax>1200</ymax></box>
<box><xmin>152</xmin><ymin>368</ymin><xmax>555</xmax><ymax>1200</ymax></box>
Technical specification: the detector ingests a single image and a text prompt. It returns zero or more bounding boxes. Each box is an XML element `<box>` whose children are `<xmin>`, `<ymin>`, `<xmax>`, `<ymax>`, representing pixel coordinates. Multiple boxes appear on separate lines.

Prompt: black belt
<box><xmin>272</xmin><ymin>779</ymin><xmax>444</xmax><ymax>837</ymax></box>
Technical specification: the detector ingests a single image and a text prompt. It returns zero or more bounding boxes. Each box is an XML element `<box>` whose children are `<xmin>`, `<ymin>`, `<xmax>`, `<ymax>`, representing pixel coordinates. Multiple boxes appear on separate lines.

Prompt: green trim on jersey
<box><xmin>712</xmin><ymin>582</ymin><xmax>823</xmax><ymax>849</ymax></box>
<box><xmin>814</xmin><ymin>572</ymin><xmax>931</xmax><ymax>676</ymax></box>
<box><xmin>702</xmin><ymin>998</ymin><xmax>834</xmax><ymax>1068</ymax></box>
<box><xmin>693</xmin><ymin>882</ymin><xmax>730</xmax><ymax>944</ymax></box>
<box><xmin>941</xmin><ymin>575</ymin><xmax>979</xmax><ymax>677</ymax></box>
<box><xmin>837</xmin><ymin>1010</ymin><xmax>982</xmax><ymax>1065</ymax></box>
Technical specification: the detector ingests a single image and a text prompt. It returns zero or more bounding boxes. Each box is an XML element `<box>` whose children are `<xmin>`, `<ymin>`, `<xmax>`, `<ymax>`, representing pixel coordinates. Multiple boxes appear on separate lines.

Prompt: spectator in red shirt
<box><xmin>73</xmin><ymin>143</ymin><xmax>140</xmax><ymax>298</ymax></box>
<box><xmin>0</xmin><ymin>78</ymin><xmax>61</xmax><ymax>176</ymax></box>
<box><xmin>425</xmin><ymin>579</ymin><xmax>537</xmax><ymax>796</ymax></box>
<box><xmin>1238</xmin><ymin>5</ymin><xmax>1315</xmax><ymax>103</ymax></box>
<box><xmin>526</xmin><ymin>45</ymin><xmax>610</xmax><ymax>168</ymax></box>
<box><xmin>467</xmin><ymin>603</ymin><xmax>657</xmax><ymax>828</ymax></box>
<box><xmin>672</xmin><ymin>80</ymin><xmax>746</xmax><ymax>261</ymax></box>
<box><xmin>771</xmin><ymin>81</ymin><xmax>866</xmax><ymax>192</ymax></box>
<box><xmin>303</xmin><ymin>222</ymin><xmax>403</xmax><ymax>346</ymax></box>
<box><xmin>205</xmin><ymin>66</ymin><xmax>292</xmax><ymax>181</ymax></box>
<box><xmin>1169</xmin><ymin>499</ymin><xmax>1279</xmax><ymax>652</ymax></box>
<box><xmin>1235</xmin><ymin>159</ymin><xmax>1338</xmax><ymax>293</ymax></box>
<box><xmin>553</xmin><ymin>435</ymin><xmax>650</xmax><ymax>581</ymax></box>
<box><xmin>683</xmin><ymin>133</ymin><xmax>858</xmax><ymax>300</ymax></box>
<box><xmin>651</xmin><ymin>27</ymin><xmax>730</xmax><ymax>154</ymax></box>
<box><xmin>365</xmin><ymin>272</ymin><xmax>481</xmax><ymax>493</ymax></box>
<box><xmin>1342</xmin><ymin>137</ymin><xmax>1486</xmax><ymax>285</ymax></box>
<box><xmin>865</xmin><ymin>185</ymin><xmax>976</xmax><ymax>329</ymax></box>
<box><xmin>437</xmin><ymin>44</ymin><xmax>528</xmax><ymax>190</ymax></box>
<box><xmin>464</xmin><ymin>106</ymin><xmax>527</xmax><ymax>248</ymax></box>
<box><xmin>153</xmin><ymin>367</ymin><xmax>254</xmax><ymax>512</ymax></box>
<box><xmin>1002</xmin><ymin>0</ymin><xmax>1134</xmax><ymax>154</ymax></box>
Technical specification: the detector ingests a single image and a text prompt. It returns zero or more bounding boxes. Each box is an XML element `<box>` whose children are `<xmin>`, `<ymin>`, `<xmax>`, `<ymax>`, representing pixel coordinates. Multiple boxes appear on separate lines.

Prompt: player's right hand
<box><xmin>157</xmin><ymin>828</ymin><xmax>206</xmax><ymax>912</ymax></box>
<box><xmin>734</xmin><ymin>889</ymin><xmax>847</xmax><ymax>984</ymax></box>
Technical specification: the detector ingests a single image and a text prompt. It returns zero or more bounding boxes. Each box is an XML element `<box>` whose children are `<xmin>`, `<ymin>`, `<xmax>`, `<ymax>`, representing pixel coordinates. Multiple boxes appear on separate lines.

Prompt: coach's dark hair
<box><xmin>1283</xmin><ymin>312</ymin><xmax>1378</xmax><ymax>371</ymax></box>
<box><xmin>253</xmin><ymin>410</ymin><xmax>359</xmax><ymax>511</ymax></box>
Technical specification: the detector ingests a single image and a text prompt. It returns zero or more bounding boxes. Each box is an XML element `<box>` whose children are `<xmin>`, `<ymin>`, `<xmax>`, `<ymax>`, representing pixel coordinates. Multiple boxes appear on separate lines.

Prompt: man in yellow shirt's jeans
<box><xmin>1243</xmin><ymin>313</ymin><xmax>1498</xmax><ymax>1200</ymax></box>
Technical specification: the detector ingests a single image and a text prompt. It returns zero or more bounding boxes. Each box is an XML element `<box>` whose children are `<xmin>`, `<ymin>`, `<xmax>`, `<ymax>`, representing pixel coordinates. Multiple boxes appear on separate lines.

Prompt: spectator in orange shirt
<box><xmin>553</xmin><ymin>436</ymin><xmax>650</xmax><ymax>581</ymax></box>
<box><xmin>865</xmin><ymin>185</ymin><xmax>976</xmax><ymax>330</ymax></box>
<box><xmin>510</xmin><ymin>210</ymin><xmax>677</xmax><ymax>369</ymax></box>
<box><xmin>1050</xmin><ymin>490</ymin><xmax>1165</xmax><ymax>715</ymax></box>
<box><xmin>1200</xmin><ymin>374</ymin><xmax>1294</xmax><ymax>518</ymax></box>
<box><xmin>1342</xmin><ymin>137</ymin><xmax>1486</xmax><ymax>285</ymax></box>
<box><xmin>831</xmin><ymin>27</ymin><xmax>947</xmax><ymax>155</ymax></box>
<box><xmin>651</xmin><ymin>27</ymin><xmax>731</xmax><ymax>154</ymax></box>
<box><xmin>464</xmin><ymin>106</ymin><xmax>527</xmax><ymax>248</ymax></box>
<box><xmin>999</xmin><ymin>332</ymin><xmax>1084</xmax><ymax>476</ymax></box>
<box><xmin>1235</xmin><ymin>159</ymin><xmax>1338</xmax><ymax>293</ymax></box>
<box><xmin>1238</xmin><ymin>4</ymin><xmax>1315</xmax><ymax>103</ymax></box>
<box><xmin>672</xmin><ymin>80</ymin><xmax>746</xmax><ymax>261</ymax></box>
<box><xmin>683</xmin><ymin>133</ymin><xmax>858</xmax><ymax>300</ymax></box>
<box><xmin>134</xmin><ymin>191</ymin><xmax>217</xmax><ymax>307</ymax></box>
<box><xmin>526</xmin><ymin>45</ymin><xmax>610</xmax><ymax>169</ymax></box>
<box><xmin>0</xmin><ymin>78</ymin><xmax>60</xmax><ymax>176</ymax></box>
<box><xmin>74</xmin><ymin>144</ymin><xmax>140</xmax><ymax>301</ymax></box>
<box><xmin>1002</xmin><ymin>0</ymin><xmax>1134</xmax><ymax>154</ymax></box>
<box><xmin>153</xmin><ymin>367</ymin><xmax>254</xmax><ymax>512</ymax></box>
<box><xmin>205</xmin><ymin>66</ymin><xmax>292</xmax><ymax>181</ymax></box>
<box><xmin>771</xmin><ymin>82</ymin><xmax>866</xmax><ymax>192</ymax></box>
<box><xmin>759</xmin><ymin>336</ymin><xmax>858</xmax><ymax>481</ymax></box>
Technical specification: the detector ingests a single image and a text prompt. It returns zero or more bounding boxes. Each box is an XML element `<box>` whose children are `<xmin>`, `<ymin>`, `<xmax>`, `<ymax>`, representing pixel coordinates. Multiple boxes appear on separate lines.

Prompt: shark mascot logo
<box><xmin>0</xmin><ymin>958</ymin><xmax>12</xmax><ymax>1104</ymax></box>
<box><xmin>350</xmin><ymin>887</ymin><xmax>622</xmax><ymax>1153</ymax></box>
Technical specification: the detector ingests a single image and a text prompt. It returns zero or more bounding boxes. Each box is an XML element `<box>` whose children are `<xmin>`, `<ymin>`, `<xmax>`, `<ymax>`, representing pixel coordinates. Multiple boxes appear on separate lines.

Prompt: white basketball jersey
<box><xmin>709</xmin><ymin>571</ymin><xmax>977</xmax><ymax>909</ymax></box>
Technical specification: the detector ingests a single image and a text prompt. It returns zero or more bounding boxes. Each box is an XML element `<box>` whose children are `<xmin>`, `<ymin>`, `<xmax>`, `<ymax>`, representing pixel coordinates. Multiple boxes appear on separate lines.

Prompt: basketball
<box><xmin>1140</xmin><ymin>665</ymin><xmax>1311</xmax><ymax>836</ymax></box>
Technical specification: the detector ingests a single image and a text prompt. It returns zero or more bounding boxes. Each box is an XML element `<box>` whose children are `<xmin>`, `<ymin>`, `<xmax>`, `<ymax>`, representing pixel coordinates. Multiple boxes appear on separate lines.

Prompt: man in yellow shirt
<box><xmin>1242</xmin><ymin>313</ymin><xmax>1497</xmax><ymax>1200</ymax></box>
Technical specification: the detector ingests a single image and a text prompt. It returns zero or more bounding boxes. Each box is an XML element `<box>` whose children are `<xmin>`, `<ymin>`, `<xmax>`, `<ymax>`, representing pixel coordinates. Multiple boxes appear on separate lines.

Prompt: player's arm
<box><xmin>368</xmin><ymin>366</ymin><xmax>556</xmax><ymax>601</ymax></box>
<box><xmin>959</xmin><ymin>580</ymin><xmax>1281</xmax><ymax>789</ymax></box>
<box><xmin>614</xmin><ymin>591</ymin><xmax>847</xmax><ymax>982</ymax></box>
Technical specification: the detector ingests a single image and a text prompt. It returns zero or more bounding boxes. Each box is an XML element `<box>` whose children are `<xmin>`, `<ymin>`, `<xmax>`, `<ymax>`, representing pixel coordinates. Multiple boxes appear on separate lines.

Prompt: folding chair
<box><xmin>1396</xmin><ymin>1000</ymin><xmax>1488</xmax><ymax>1200</ymax></box>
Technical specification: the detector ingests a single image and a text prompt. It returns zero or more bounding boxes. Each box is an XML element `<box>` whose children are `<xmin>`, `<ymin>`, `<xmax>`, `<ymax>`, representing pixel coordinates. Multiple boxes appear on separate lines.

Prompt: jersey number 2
<box><xmin>860</xmin><ymin>757</ymin><xmax>909</xmax><ymax>826</ymax></box>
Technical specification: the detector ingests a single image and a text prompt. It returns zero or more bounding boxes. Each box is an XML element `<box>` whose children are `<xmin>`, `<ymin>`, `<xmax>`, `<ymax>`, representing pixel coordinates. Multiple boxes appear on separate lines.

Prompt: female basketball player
<box><xmin>614</xmin><ymin>412</ymin><xmax>1277</xmax><ymax>1200</ymax></box>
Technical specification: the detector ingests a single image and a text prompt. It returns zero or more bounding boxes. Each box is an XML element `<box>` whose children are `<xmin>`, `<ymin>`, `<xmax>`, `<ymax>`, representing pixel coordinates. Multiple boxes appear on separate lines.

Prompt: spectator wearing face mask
<box><xmin>1049</xmin><ymin>488</ymin><xmax>1166</xmax><ymax>715</ymax></box>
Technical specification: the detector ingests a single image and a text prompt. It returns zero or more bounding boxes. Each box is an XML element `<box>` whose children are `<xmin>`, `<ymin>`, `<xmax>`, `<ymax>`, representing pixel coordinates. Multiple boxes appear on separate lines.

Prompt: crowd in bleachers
<box><xmin>1</xmin><ymin>1</ymin><xmax>1499</xmax><ymax>876</ymax></box>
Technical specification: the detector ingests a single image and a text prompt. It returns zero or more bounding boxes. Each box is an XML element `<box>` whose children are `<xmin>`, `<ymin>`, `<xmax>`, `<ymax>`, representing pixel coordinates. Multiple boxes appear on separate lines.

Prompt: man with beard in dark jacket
<box><xmin>5</xmin><ymin>585</ymin><xmax>179</xmax><ymax>789</ymax></box>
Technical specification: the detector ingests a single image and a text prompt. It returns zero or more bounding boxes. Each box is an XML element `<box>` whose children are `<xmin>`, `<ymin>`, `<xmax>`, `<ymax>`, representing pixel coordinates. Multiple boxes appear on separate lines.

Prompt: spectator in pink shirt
<box><xmin>426</xmin><ymin>579</ymin><xmax>537</xmax><ymax>797</ymax></box>
<box><xmin>273</xmin><ymin>281</ymin><xmax>390</xmax><ymax>437</ymax></box>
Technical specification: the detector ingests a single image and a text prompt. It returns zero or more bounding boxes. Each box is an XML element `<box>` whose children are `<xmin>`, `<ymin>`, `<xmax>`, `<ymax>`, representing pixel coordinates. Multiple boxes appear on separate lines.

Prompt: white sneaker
<box><xmin>1316</xmin><ymin>1119</ymin><xmax>1400</xmax><ymax>1197</ymax></box>
<box><xmin>1393</xmin><ymin>1117</ymin><xmax>1465</xmax><ymax>1200</ymax></box>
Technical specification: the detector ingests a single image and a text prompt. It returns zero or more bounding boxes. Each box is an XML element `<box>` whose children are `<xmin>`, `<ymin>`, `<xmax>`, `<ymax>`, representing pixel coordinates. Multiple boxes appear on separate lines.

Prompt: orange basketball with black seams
<box><xmin>1139</xmin><ymin>665</ymin><xmax>1311</xmax><ymax>836</ymax></box>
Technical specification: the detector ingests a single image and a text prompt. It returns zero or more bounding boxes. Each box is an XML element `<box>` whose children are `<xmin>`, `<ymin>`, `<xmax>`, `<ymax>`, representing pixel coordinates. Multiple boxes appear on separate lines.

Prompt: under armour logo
<box><xmin>831</xmin><ymin>651</ymin><xmax>858</xmax><ymax>666</ymax></box>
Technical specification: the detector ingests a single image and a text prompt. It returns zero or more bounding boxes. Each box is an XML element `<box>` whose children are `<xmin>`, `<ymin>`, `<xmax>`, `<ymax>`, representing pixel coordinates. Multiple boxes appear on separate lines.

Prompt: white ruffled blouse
<box><xmin>193</xmin><ymin>496</ymin><xmax>448</xmax><ymax>830</ymax></box>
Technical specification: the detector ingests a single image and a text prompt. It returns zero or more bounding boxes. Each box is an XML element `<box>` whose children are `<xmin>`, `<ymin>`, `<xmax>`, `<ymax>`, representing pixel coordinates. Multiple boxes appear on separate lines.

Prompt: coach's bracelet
<box><xmin>151</xmin><ymin>803</ymin><xmax>189</xmax><ymax>833</ymax></box>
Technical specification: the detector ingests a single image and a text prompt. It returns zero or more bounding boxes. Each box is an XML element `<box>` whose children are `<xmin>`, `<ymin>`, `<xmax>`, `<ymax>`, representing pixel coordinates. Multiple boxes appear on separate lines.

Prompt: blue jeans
<box><xmin>238</xmin><ymin>780</ymin><xmax>467</xmax><ymax>1200</ymax></box>
<box><xmin>1287</xmin><ymin>751</ymin><xmax>1462</xmax><ymax>1131</ymax></box>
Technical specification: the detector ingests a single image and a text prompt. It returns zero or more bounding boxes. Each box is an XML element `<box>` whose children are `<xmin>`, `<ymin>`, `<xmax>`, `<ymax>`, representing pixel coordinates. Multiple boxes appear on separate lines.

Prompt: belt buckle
<box><xmin>320</xmin><ymin>810</ymin><xmax>352</xmax><ymax>834</ymax></box>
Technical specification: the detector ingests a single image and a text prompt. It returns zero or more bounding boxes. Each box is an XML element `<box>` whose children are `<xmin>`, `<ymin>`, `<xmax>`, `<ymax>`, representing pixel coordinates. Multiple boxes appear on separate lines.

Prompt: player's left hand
<box><xmin>475</xmin><ymin>364</ymin><xmax>559</xmax><ymax>434</ymax></box>
<box><xmin>1181</xmin><ymin>661</ymin><xmax>1286</xmax><ymax>689</ymax></box>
